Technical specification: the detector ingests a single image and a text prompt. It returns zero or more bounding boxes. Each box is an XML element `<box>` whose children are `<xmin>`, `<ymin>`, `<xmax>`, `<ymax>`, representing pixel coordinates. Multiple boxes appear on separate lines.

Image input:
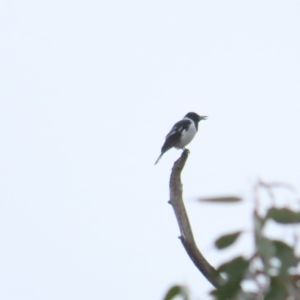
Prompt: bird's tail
<box><xmin>154</xmin><ymin>153</ymin><xmax>164</xmax><ymax>165</ymax></box>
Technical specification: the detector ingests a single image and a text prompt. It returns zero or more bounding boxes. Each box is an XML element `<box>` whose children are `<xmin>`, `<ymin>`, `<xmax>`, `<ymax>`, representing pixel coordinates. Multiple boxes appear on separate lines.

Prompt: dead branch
<box><xmin>169</xmin><ymin>149</ymin><xmax>225</xmax><ymax>288</ymax></box>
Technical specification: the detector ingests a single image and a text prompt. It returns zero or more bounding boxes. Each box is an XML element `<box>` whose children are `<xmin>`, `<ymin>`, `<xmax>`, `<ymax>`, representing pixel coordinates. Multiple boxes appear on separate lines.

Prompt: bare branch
<box><xmin>169</xmin><ymin>149</ymin><xmax>225</xmax><ymax>288</ymax></box>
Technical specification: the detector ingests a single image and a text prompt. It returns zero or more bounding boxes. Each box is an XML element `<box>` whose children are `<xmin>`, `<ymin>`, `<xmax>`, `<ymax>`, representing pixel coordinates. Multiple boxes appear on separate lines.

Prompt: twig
<box><xmin>169</xmin><ymin>149</ymin><xmax>224</xmax><ymax>288</ymax></box>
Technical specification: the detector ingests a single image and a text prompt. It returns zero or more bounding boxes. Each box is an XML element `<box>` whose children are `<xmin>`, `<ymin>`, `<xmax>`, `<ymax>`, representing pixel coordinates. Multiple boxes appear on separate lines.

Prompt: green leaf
<box><xmin>257</xmin><ymin>237</ymin><xmax>274</xmax><ymax>258</ymax></box>
<box><xmin>264</xmin><ymin>276</ymin><xmax>287</xmax><ymax>300</ymax></box>
<box><xmin>253</xmin><ymin>211</ymin><xmax>266</xmax><ymax>244</ymax></box>
<box><xmin>163</xmin><ymin>285</ymin><xmax>189</xmax><ymax>300</ymax></box>
<box><xmin>272</xmin><ymin>240</ymin><xmax>298</xmax><ymax>272</ymax></box>
<box><xmin>215</xmin><ymin>231</ymin><xmax>242</xmax><ymax>250</ymax></box>
<box><xmin>266</xmin><ymin>208</ymin><xmax>300</xmax><ymax>224</ymax></box>
<box><xmin>212</xmin><ymin>257</ymin><xmax>249</xmax><ymax>300</ymax></box>
<box><xmin>218</xmin><ymin>256</ymin><xmax>249</xmax><ymax>282</ymax></box>
<box><xmin>199</xmin><ymin>196</ymin><xmax>242</xmax><ymax>203</ymax></box>
<box><xmin>210</xmin><ymin>281</ymin><xmax>241</xmax><ymax>300</ymax></box>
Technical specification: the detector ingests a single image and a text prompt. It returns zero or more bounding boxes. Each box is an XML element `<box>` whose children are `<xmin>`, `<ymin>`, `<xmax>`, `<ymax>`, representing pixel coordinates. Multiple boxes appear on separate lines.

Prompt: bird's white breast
<box><xmin>175</xmin><ymin>119</ymin><xmax>197</xmax><ymax>149</ymax></box>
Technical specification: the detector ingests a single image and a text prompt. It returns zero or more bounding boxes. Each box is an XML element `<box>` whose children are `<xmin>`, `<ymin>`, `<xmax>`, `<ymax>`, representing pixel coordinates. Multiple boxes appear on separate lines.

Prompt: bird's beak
<box><xmin>200</xmin><ymin>116</ymin><xmax>207</xmax><ymax>120</ymax></box>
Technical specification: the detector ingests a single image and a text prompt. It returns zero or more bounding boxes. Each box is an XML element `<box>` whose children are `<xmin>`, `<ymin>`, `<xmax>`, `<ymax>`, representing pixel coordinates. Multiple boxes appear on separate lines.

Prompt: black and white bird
<box><xmin>155</xmin><ymin>112</ymin><xmax>207</xmax><ymax>165</ymax></box>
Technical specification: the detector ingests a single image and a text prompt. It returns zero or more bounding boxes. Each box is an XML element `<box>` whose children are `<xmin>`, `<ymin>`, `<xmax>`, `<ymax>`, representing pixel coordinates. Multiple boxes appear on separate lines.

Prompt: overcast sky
<box><xmin>1</xmin><ymin>1</ymin><xmax>300</xmax><ymax>299</ymax></box>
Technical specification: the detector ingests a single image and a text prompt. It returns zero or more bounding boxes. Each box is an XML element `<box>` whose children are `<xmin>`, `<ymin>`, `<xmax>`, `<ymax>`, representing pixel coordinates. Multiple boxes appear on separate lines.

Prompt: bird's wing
<box><xmin>161</xmin><ymin>119</ymin><xmax>191</xmax><ymax>152</ymax></box>
<box><xmin>166</xmin><ymin>119</ymin><xmax>191</xmax><ymax>138</ymax></box>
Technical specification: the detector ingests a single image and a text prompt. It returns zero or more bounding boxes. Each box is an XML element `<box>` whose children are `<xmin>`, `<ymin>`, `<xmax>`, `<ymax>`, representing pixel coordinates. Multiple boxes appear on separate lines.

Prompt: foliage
<box><xmin>163</xmin><ymin>181</ymin><xmax>300</xmax><ymax>300</ymax></box>
<box><xmin>163</xmin><ymin>285</ymin><xmax>189</xmax><ymax>300</ymax></box>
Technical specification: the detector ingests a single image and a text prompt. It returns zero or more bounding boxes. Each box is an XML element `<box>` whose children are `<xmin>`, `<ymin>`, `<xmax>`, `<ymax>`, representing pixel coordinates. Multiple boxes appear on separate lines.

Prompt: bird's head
<box><xmin>185</xmin><ymin>112</ymin><xmax>207</xmax><ymax>123</ymax></box>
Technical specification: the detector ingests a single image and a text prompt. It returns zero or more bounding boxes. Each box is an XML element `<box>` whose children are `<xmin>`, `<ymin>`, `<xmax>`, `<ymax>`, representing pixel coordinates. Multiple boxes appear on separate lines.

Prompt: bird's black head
<box><xmin>185</xmin><ymin>112</ymin><xmax>207</xmax><ymax>123</ymax></box>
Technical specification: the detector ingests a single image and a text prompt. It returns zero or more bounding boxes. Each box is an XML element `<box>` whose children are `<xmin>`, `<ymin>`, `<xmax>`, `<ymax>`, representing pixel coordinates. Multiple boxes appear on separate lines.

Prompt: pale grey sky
<box><xmin>0</xmin><ymin>1</ymin><xmax>300</xmax><ymax>299</ymax></box>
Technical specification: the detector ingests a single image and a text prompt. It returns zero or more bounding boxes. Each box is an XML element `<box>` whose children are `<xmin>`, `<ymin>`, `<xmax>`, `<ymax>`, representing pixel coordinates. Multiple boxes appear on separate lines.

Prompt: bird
<box><xmin>155</xmin><ymin>112</ymin><xmax>207</xmax><ymax>165</ymax></box>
